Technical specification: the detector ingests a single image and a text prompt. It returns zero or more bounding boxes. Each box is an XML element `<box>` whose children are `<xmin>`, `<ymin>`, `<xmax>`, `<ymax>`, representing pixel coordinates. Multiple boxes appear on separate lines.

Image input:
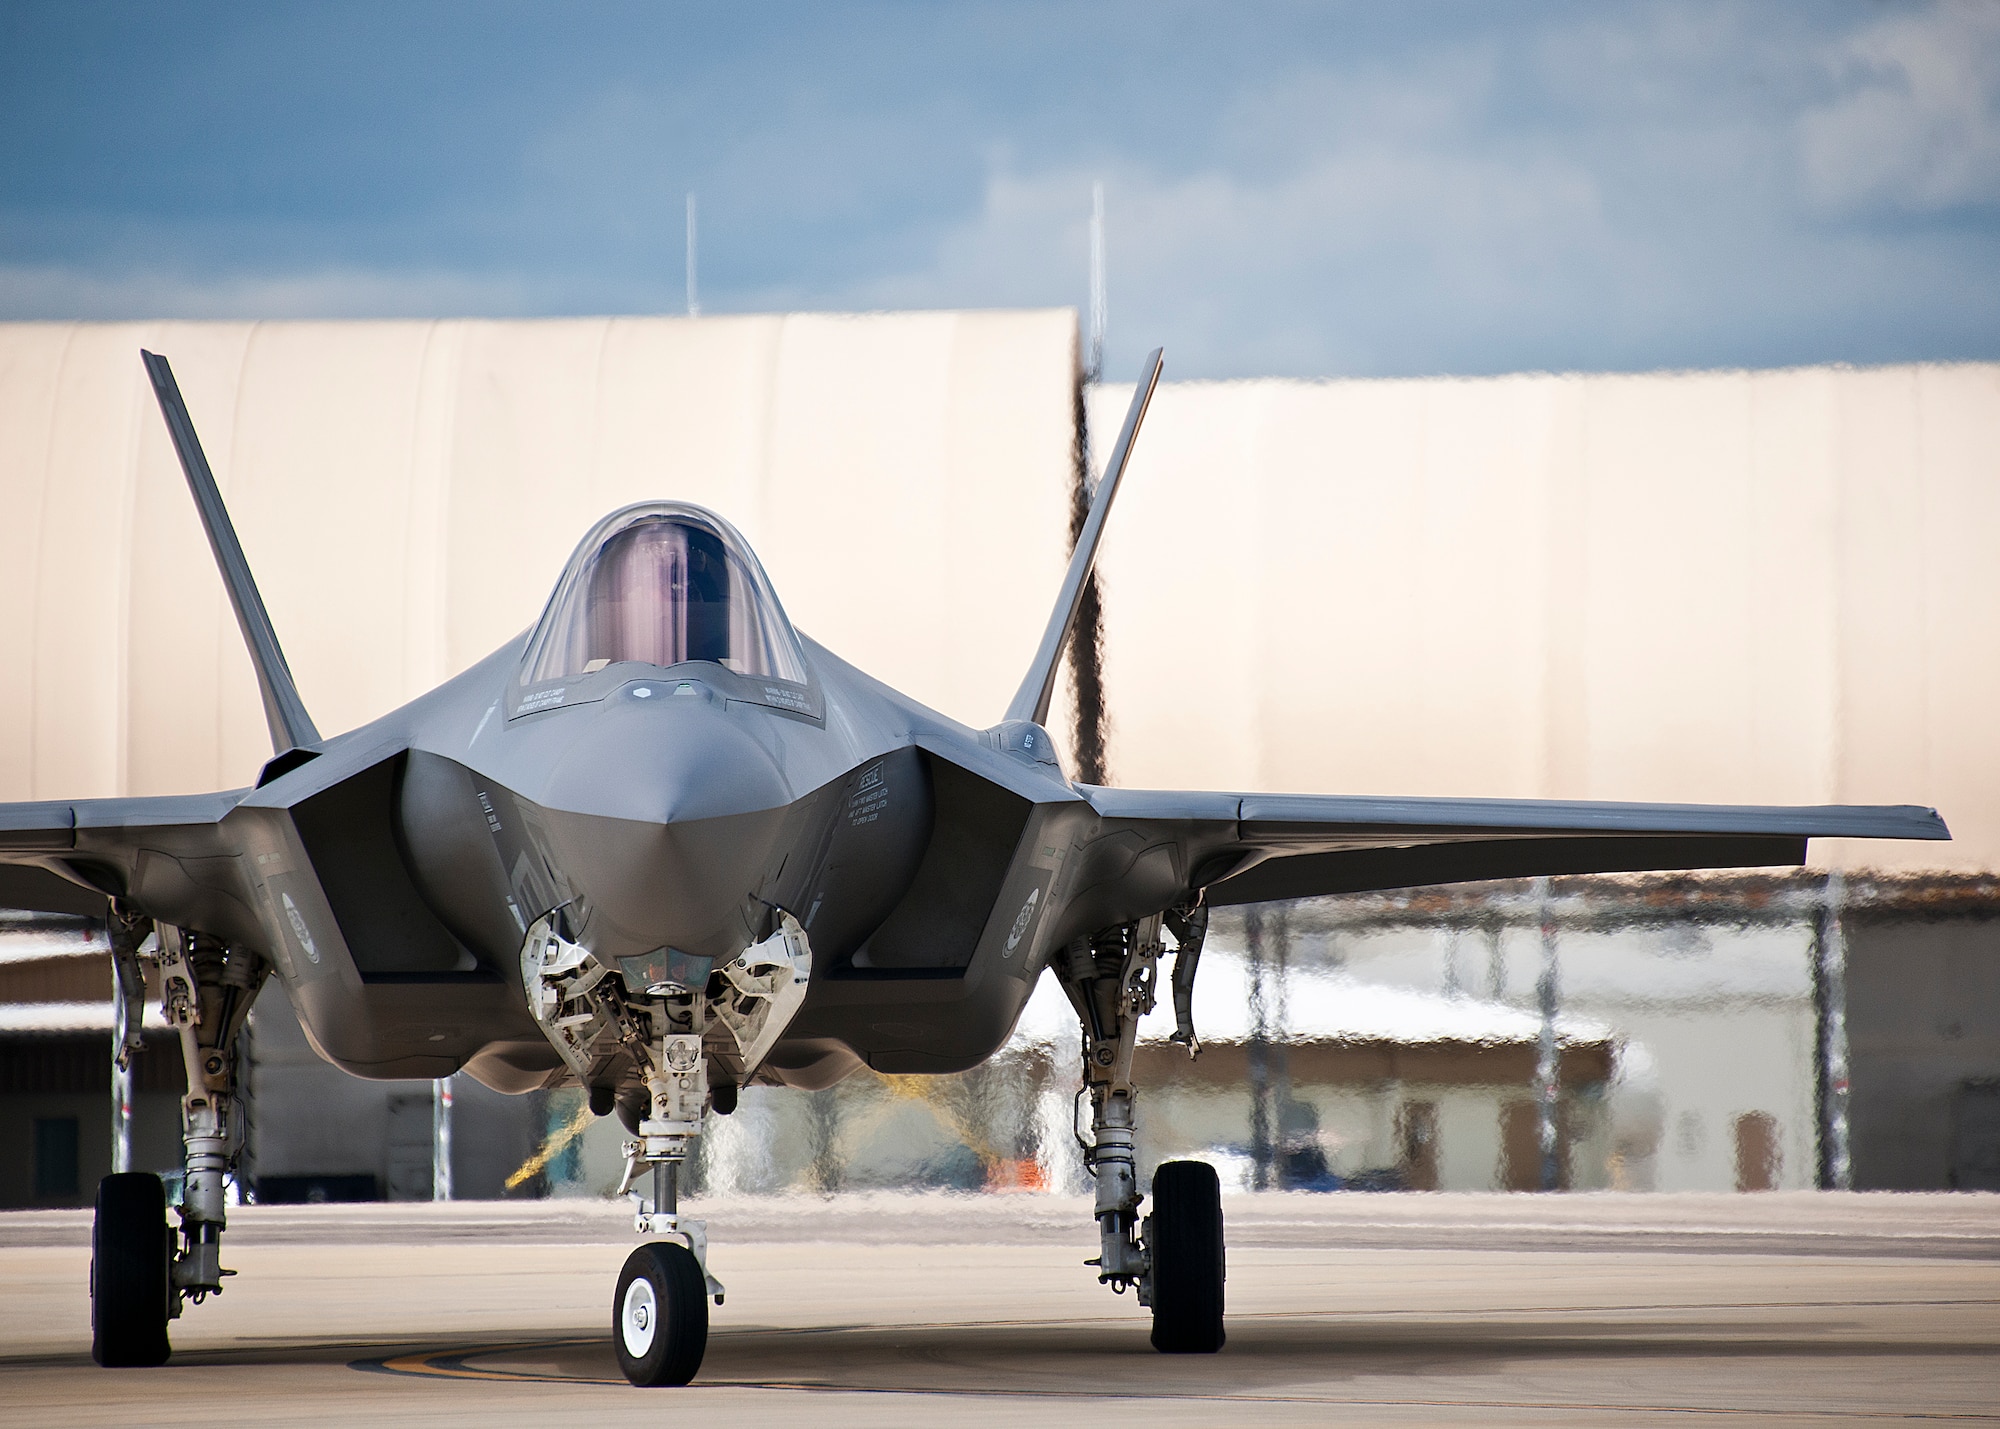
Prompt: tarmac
<box><xmin>2</xmin><ymin>1191</ymin><xmax>1997</xmax><ymax>1426</ymax></box>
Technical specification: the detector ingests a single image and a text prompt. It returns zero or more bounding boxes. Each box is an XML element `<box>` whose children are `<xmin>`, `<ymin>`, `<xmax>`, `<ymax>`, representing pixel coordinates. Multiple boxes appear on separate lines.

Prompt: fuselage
<box><xmin>236</xmin><ymin>624</ymin><xmax>1088</xmax><ymax>1095</ymax></box>
<box><xmin>39</xmin><ymin>500</ymin><xmax>1193</xmax><ymax>1098</ymax></box>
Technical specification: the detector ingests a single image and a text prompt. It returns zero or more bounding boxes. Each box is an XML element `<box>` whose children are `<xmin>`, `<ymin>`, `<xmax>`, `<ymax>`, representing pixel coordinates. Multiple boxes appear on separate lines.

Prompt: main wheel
<box><xmin>92</xmin><ymin>1173</ymin><xmax>172</xmax><ymax>1368</ymax></box>
<box><xmin>1148</xmin><ymin>1159</ymin><xmax>1225</xmax><ymax>1353</ymax></box>
<box><xmin>613</xmin><ymin>1241</ymin><xmax>708</xmax><ymax>1386</ymax></box>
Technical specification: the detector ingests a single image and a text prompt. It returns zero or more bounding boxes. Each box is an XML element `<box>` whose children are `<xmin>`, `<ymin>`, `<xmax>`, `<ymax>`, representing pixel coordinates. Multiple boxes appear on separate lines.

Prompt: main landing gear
<box><xmin>1056</xmin><ymin>905</ymin><xmax>1226</xmax><ymax>1353</ymax></box>
<box><xmin>92</xmin><ymin>908</ymin><xmax>267</xmax><ymax>1367</ymax></box>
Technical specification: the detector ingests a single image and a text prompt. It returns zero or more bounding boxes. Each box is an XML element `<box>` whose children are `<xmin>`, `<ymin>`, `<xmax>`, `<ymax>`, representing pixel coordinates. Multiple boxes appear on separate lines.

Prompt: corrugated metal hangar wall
<box><xmin>0</xmin><ymin>311</ymin><xmax>1079</xmax><ymax>803</ymax></box>
<box><xmin>2</xmin><ymin>318</ymin><xmax>1991</xmax><ymax>875</ymax></box>
<box><xmin>1088</xmin><ymin>365</ymin><xmax>1999</xmax><ymax>875</ymax></box>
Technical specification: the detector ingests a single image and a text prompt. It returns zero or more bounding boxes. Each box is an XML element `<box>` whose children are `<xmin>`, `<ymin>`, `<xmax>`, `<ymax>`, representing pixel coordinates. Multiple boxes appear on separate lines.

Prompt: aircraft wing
<box><xmin>1081</xmin><ymin>785</ymin><xmax>1949</xmax><ymax>905</ymax></box>
<box><xmin>0</xmin><ymin>791</ymin><xmax>245</xmax><ymax>917</ymax></box>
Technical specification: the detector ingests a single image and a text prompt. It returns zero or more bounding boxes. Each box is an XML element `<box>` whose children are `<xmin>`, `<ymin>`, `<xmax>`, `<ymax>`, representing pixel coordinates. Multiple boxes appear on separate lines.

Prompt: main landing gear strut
<box><xmin>92</xmin><ymin>905</ymin><xmax>267</xmax><ymax>1367</ymax></box>
<box><xmin>1056</xmin><ymin>903</ymin><xmax>1225</xmax><ymax>1353</ymax></box>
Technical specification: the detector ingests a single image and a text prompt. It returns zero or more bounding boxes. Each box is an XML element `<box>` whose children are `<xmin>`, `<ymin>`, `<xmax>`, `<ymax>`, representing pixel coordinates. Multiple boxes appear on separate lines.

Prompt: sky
<box><xmin>3</xmin><ymin>0</ymin><xmax>1998</xmax><ymax>380</ymax></box>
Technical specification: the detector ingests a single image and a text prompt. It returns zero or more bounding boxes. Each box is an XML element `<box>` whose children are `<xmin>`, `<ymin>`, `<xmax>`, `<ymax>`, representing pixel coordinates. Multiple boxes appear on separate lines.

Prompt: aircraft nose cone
<box><xmin>532</xmin><ymin>679</ymin><xmax>796</xmax><ymax>964</ymax></box>
<box><xmin>542</xmin><ymin>680</ymin><xmax>790</xmax><ymax>826</ymax></box>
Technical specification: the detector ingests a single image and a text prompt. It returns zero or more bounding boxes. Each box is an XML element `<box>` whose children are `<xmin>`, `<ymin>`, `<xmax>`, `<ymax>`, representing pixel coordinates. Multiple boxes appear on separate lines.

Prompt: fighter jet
<box><xmin>0</xmin><ymin>348</ymin><xmax>1947</xmax><ymax>1385</ymax></box>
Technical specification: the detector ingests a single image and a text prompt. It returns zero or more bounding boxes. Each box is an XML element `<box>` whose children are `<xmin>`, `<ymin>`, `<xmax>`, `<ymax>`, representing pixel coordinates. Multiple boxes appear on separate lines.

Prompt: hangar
<box><xmin>0</xmin><ymin>313</ymin><xmax>1992</xmax><ymax>1200</ymax></box>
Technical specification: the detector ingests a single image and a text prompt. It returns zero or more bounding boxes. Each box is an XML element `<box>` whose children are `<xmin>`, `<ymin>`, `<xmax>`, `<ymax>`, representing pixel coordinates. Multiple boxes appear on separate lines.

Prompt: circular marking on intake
<box><xmin>1003</xmin><ymin>888</ymin><xmax>1040</xmax><ymax>955</ymax></box>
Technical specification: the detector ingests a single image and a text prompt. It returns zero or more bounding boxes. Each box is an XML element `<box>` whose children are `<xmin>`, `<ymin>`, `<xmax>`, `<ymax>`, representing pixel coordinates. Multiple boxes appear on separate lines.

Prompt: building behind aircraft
<box><xmin>0</xmin><ymin>313</ymin><xmax>1993</xmax><ymax>1203</ymax></box>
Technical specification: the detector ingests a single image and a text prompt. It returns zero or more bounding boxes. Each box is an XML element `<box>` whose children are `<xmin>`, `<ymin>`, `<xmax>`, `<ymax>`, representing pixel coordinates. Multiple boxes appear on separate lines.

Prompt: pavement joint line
<box><xmin>9</xmin><ymin>1300</ymin><xmax>1995</xmax><ymax>1373</ymax></box>
<box><xmin>1229</xmin><ymin>1297</ymin><xmax>2000</xmax><ymax>1316</ymax></box>
<box><xmin>338</xmin><ymin>1348</ymin><xmax>2000</xmax><ymax>1419</ymax></box>
<box><xmin>339</xmin><ymin>1306</ymin><xmax>2000</xmax><ymax>1385</ymax></box>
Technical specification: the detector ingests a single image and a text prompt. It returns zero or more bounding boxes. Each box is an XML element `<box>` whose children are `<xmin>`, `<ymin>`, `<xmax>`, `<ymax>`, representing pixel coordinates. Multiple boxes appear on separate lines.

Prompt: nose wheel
<box><xmin>614</xmin><ymin>1241</ymin><xmax>709</xmax><ymax>1386</ymax></box>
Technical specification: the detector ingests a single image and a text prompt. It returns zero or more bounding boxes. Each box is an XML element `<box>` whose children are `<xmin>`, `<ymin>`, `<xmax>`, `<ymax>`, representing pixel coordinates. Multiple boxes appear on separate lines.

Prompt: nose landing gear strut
<box><xmin>610</xmin><ymin>1034</ymin><xmax>714</xmax><ymax>1387</ymax></box>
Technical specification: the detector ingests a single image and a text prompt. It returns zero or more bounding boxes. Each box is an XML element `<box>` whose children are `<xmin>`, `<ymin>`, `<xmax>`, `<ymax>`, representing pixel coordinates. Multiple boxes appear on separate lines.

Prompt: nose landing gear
<box><xmin>606</xmin><ymin>1033</ymin><xmax>727</xmax><ymax>1387</ymax></box>
<box><xmin>523</xmin><ymin>909</ymin><xmax>814</xmax><ymax>1387</ymax></box>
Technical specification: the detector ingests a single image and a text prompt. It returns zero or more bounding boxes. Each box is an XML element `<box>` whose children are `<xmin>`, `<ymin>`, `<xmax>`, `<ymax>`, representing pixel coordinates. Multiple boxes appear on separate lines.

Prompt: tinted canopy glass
<box><xmin>522</xmin><ymin>504</ymin><xmax>807</xmax><ymax>686</ymax></box>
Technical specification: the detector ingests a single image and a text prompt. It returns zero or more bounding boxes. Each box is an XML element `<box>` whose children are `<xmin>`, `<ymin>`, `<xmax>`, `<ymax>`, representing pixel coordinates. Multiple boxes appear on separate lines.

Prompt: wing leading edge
<box><xmin>1081</xmin><ymin>786</ymin><xmax>1949</xmax><ymax>906</ymax></box>
<box><xmin>0</xmin><ymin>791</ymin><xmax>245</xmax><ymax>916</ymax></box>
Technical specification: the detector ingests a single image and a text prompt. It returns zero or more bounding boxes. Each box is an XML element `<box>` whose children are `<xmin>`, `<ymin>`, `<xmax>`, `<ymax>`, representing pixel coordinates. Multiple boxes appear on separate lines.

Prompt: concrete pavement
<box><xmin>3</xmin><ymin>1192</ymin><xmax>1996</xmax><ymax>1426</ymax></box>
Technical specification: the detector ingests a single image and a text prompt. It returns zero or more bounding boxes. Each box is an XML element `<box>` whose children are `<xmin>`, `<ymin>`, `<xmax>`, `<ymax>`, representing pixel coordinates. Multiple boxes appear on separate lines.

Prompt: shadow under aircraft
<box><xmin>0</xmin><ymin>348</ymin><xmax>1948</xmax><ymax>1384</ymax></box>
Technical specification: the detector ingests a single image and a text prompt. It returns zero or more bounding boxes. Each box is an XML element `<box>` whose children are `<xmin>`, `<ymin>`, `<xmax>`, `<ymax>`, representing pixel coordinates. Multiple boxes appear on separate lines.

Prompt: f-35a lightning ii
<box><xmin>0</xmin><ymin>348</ymin><xmax>1947</xmax><ymax>1384</ymax></box>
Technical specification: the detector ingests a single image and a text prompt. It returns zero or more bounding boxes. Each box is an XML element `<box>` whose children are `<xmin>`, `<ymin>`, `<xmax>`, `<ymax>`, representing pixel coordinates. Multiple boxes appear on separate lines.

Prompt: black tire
<box><xmin>92</xmin><ymin>1173</ymin><xmax>172</xmax><ymax>1368</ymax></box>
<box><xmin>613</xmin><ymin>1241</ymin><xmax>708</xmax><ymax>1386</ymax></box>
<box><xmin>1149</xmin><ymin>1159</ymin><xmax>1225</xmax><ymax>1353</ymax></box>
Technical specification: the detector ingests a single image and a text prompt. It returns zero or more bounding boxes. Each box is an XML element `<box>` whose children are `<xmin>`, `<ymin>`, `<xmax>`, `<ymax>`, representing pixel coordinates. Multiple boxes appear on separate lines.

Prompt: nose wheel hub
<box><xmin>621</xmin><ymin>1276</ymin><xmax>658</xmax><ymax>1356</ymax></box>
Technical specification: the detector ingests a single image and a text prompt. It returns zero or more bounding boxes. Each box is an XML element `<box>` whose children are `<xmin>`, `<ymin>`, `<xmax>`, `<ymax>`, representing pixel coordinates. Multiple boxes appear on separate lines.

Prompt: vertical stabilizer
<box><xmin>141</xmin><ymin>350</ymin><xmax>321</xmax><ymax>756</ymax></box>
<box><xmin>1003</xmin><ymin>348</ymin><xmax>1163</xmax><ymax>728</ymax></box>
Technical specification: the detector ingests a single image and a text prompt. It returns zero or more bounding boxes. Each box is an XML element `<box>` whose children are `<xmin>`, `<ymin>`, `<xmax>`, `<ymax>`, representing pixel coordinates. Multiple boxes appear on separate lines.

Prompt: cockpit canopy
<box><xmin>520</xmin><ymin>504</ymin><xmax>808</xmax><ymax>688</ymax></box>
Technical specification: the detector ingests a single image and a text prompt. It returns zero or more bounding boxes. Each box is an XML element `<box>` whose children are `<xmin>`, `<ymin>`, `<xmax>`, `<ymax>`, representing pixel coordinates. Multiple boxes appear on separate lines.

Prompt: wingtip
<box><xmin>1853</xmin><ymin>805</ymin><xmax>1952</xmax><ymax>840</ymax></box>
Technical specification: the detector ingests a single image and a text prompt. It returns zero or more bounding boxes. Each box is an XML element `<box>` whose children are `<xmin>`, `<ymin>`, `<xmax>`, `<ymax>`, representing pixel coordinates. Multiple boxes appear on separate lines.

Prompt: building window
<box><xmin>33</xmin><ymin>1116</ymin><xmax>79</xmax><ymax>1199</ymax></box>
<box><xmin>1734</xmin><ymin>1111</ymin><xmax>1781</xmax><ymax>1192</ymax></box>
<box><xmin>1950</xmin><ymin>1080</ymin><xmax>2000</xmax><ymax>1190</ymax></box>
<box><xmin>1397</xmin><ymin>1101</ymin><xmax>1440</xmax><ymax>1191</ymax></box>
<box><xmin>1500</xmin><ymin>1099</ymin><xmax>1573</xmax><ymax>1191</ymax></box>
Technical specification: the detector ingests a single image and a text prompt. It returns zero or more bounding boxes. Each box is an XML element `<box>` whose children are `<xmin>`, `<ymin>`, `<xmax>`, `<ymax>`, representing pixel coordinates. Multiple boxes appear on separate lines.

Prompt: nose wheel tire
<box><xmin>613</xmin><ymin>1241</ymin><xmax>709</xmax><ymax>1386</ymax></box>
<box><xmin>1148</xmin><ymin>1159</ymin><xmax>1225</xmax><ymax>1353</ymax></box>
<box><xmin>91</xmin><ymin>1173</ymin><xmax>172</xmax><ymax>1368</ymax></box>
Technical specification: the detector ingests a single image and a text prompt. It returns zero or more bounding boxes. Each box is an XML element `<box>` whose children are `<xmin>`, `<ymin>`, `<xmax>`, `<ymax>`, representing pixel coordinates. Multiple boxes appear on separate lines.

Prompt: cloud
<box><xmin>864</xmin><ymin>139</ymin><xmax>1608</xmax><ymax>376</ymax></box>
<box><xmin>785</xmin><ymin>8</ymin><xmax>2000</xmax><ymax>378</ymax></box>
<box><xmin>1800</xmin><ymin>0</ymin><xmax>2000</xmax><ymax>215</ymax></box>
<box><xmin>2</xmin><ymin>3</ymin><xmax>1996</xmax><ymax>377</ymax></box>
<box><xmin>800</xmin><ymin>51</ymin><xmax>1625</xmax><ymax>375</ymax></box>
